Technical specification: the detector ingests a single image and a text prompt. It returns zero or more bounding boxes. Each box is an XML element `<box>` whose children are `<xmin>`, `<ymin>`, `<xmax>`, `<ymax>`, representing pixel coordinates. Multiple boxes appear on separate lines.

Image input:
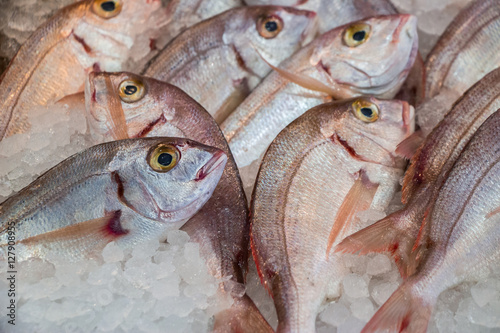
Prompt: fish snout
<box><xmin>392</xmin><ymin>14</ymin><xmax>417</xmax><ymax>44</ymax></box>
<box><xmin>401</xmin><ymin>101</ymin><xmax>415</xmax><ymax>135</ymax></box>
<box><xmin>195</xmin><ymin>150</ymin><xmax>227</xmax><ymax>182</ymax></box>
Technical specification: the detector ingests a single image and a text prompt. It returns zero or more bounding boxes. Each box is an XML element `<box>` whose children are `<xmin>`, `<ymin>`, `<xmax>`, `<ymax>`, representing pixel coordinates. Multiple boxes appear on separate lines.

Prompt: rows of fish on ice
<box><xmin>0</xmin><ymin>0</ymin><xmax>500</xmax><ymax>332</ymax></box>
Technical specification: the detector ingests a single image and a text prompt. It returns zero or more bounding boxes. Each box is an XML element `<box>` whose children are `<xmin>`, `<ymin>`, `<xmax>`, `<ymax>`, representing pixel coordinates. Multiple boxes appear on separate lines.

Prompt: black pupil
<box><xmin>124</xmin><ymin>85</ymin><xmax>137</xmax><ymax>95</ymax></box>
<box><xmin>101</xmin><ymin>1</ymin><xmax>116</xmax><ymax>12</ymax></box>
<box><xmin>265</xmin><ymin>21</ymin><xmax>278</xmax><ymax>32</ymax></box>
<box><xmin>353</xmin><ymin>30</ymin><xmax>366</xmax><ymax>42</ymax></box>
<box><xmin>361</xmin><ymin>107</ymin><xmax>373</xmax><ymax>118</ymax></box>
<box><xmin>158</xmin><ymin>153</ymin><xmax>173</xmax><ymax>167</ymax></box>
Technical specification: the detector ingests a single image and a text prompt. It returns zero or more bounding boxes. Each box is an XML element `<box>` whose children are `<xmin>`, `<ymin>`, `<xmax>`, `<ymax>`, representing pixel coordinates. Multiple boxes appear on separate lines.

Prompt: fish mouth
<box><xmin>402</xmin><ymin>101</ymin><xmax>415</xmax><ymax>135</ymax></box>
<box><xmin>195</xmin><ymin>150</ymin><xmax>227</xmax><ymax>182</ymax></box>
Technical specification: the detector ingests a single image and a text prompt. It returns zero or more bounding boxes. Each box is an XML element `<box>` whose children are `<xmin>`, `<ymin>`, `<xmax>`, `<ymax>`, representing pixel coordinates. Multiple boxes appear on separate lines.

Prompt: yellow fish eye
<box><xmin>257</xmin><ymin>15</ymin><xmax>283</xmax><ymax>39</ymax></box>
<box><xmin>148</xmin><ymin>144</ymin><xmax>180</xmax><ymax>172</ymax></box>
<box><xmin>118</xmin><ymin>79</ymin><xmax>145</xmax><ymax>103</ymax></box>
<box><xmin>352</xmin><ymin>99</ymin><xmax>379</xmax><ymax>123</ymax></box>
<box><xmin>92</xmin><ymin>0</ymin><xmax>122</xmax><ymax>19</ymax></box>
<box><xmin>343</xmin><ymin>23</ymin><xmax>371</xmax><ymax>47</ymax></box>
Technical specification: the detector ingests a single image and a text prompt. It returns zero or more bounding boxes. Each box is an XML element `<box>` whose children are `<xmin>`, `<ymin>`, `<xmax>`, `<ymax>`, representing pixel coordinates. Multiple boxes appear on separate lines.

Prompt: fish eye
<box><xmin>257</xmin><ymin>15</ymin><xmax>283</xmax><ymax>39</ymax></box>
<box><xmin>92</xmin><ymin>0</ymin><xmax>122</xmax><ymax>19</ymax></box>
<box><xmin>118</xmin><ymin>79</ymin><xmax>145</xmax><ymax>103</ymax></box>
<box><xmin>352</xmin><ymin>99</ymin><xmax>379</xmax><ymax>122</ymax></box>
<box><xmin>343</xmin><ymin>23</ymin><xmax>371</xmax><ymax>47</ymax></box>
<box><xmin>148</xmin><ymin>144</ymin><xmax>180</xmax><ymax>172</ymax></box>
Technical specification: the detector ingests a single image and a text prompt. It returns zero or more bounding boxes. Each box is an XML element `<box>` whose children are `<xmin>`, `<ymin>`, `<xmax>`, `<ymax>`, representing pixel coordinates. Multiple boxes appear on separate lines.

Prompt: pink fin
<box><xmin>326</xmin><ymin>171</ymin><xmax>378</xmax><ymax>257</ymax></box>
<box><xmin>396</xmin><ymin>130</ymin><xmax>424</xmax><ymax>160</ymax></box>
<box><xmin>251</xmin><ymin>44</ymin><xmax>351</xmax><ymax>100</ymax></box>
<box><xmin>362</xmin><ymin>281</ymin><xmax>433</xmax><ymax>333</ymax></box>
<box><xmin>20</xmin><ymin>211</ymin><xmax>127</xmax><ymax>246</ymax></box>
<box><xmin>213</xmin><ymin>294</ymin><xmax>273</xmax><ymax>333</ymax></box>
<box><xmin>104</xmin><ymin>76</ymin><xmax>129</xmax><ymax>140</ymax></box>
<box><xmin>335</xmin><ymin>210</ymin><xmax>420</xmax><ymax>279</ymax></box>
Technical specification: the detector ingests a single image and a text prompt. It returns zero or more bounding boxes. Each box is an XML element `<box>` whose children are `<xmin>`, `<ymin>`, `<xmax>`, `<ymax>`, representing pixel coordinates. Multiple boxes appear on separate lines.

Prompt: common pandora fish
<box><xmin>143</xmin><ymin>6</ymin><xmax>317</xmax><ymax>123</ymax></box>
<box><xmin>360</xmin><ymin>109</ymin><xmax>500</xmax><ymax>333</ymax></box>
<box><xmin>0</xmin><ymin>0</ymin><xmax>167</xmax><ymax>140</ymax></box>
<box><xmin>251</xmin><ymin>97</ymin><xmax>414</xmax><ymax>332</ymax></box>
<box><xmin>337</xmin><ymin>67</ymin><xmax>500</xmax><ymax>278</ymax></box>
<box><xmin>85</xmin><ymin>72</ymin><xmax>273</xmax><ymax>332</ymax></box>
<box><xmin>221</xmin><ymin>14</ymin><xmax>418</xmax><ymax>173</ymax></box>
<box><xmin>0</xmin><ymin>137</ymin><xmax>226</xmax><ymax>261</ymax></box>
<box><xmin>417</xmin><ymin>0</ymin><xmax>500</xmax><ymax>135</ymax></box>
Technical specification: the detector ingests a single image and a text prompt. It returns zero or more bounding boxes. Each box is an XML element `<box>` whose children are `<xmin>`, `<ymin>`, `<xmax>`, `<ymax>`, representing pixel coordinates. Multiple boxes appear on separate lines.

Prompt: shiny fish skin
<box><xmin>361</xmin><ymin>109</ymin><xmax>500</xmax><ymax>333</ymax></box>
<box><xmin>0</xmin><ymin>0</ymin><xmax>166</xmax><ymax>140</ymax></box>
<box><xmin>251</xmin><ymin>97</ymin><xmax>413</xmax><ymax>332</ymax></box>
<box><xmin>85</xmin><ymin>72</ymin><xmax>273</xmax><ymax>332</ymax></box>
<box><xmin>417</xmin><ymin>0</ymin><xmax>500</xmax><ymax>134</ymax></box>
<box><xmin>244</xmin><ymin>0</ymin><xmax>397</xmax><ymax>33</ymax></box>
<box><xmin>143</xmin><ymin>6</ymin><xmax>317</xmax><ymax>123</ymax></box>
<box><xmin>0</xmin><ymin>137</ymin><xmax>226</xmax><ymax>261</ymax></box>
<box><xmin>337</xmin><ymin>67</ymin><xmax>500</xmax><ymax>279</ymax></box>
<box><xmin>221</xmin><ymin>14</ymin><xmax>418</xmax><ymax>170</ymax></box>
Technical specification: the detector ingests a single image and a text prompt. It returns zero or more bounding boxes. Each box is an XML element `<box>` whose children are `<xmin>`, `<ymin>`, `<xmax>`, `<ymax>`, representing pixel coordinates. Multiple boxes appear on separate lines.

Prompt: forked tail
<box><xmin>335</xmin><ymin>210</ymin><xmax>421</xmax><ymax>279</ymax></box>
<box><xmin>362</xmin><ymin>280</ymin><xmax>433</xmax><ymax>333</ymax></box>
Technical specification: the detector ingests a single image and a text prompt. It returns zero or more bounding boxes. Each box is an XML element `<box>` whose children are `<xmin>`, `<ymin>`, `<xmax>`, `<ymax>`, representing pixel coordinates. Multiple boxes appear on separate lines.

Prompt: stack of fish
<box><xmin>0</xmin><ymin>0</ymin><xmax>499</xmax><ymax>332</ymax></box>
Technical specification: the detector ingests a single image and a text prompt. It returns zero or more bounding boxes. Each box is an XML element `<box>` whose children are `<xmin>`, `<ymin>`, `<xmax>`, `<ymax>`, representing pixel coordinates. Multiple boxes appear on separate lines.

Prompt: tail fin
<box><xmin>213</xmin><ymin>294</ymin><xmax>274</xmax><ymax>333</ymax></box>
<box><xmin>362</xmin><ymin>281</ymin><xmax>433</xmax><ymax>333</ymax></box>
<box><xmin>335</xmin><ymin>210</ymin><xmax>420</xmax><ymax>279</ymax></box>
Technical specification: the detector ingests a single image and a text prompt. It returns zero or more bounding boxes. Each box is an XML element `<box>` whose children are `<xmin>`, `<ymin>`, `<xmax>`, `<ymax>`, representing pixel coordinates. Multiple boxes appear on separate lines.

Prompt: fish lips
<box><xmin>195</xmin><ymin>150</ymin><xmax>228</xmax><ymax>182</ymax></box>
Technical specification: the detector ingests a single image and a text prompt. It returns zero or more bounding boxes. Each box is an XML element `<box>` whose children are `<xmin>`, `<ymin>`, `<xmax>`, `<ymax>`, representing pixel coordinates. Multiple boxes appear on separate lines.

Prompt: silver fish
<box><xmin>0</xmin><ymin>137</ymin><xmax>226</xmax><ymax>261</ymax></box>
<box><xmin>251</xmin><ymin>97</ymin><xmax>413</xmax><ymax>332</ymax></box>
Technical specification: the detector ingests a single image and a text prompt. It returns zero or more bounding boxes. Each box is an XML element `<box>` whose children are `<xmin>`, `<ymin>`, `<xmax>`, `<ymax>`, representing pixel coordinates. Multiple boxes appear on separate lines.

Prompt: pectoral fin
<box><xmin>326</xmin><ymin>171</ymin><xmax>378</xmax><ymax>257</ymax></box>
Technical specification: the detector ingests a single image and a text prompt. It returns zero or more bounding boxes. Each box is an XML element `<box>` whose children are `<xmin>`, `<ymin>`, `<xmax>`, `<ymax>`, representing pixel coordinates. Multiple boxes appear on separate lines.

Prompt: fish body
<box><xmin>417</xmin><ymin>0</ymin><xmax>500</xmax><ymax>134</ymax></box>
<box><xmin>337</xmin><ymin>67</ymin><xmax>500</xmax><ymax>278</ymax></box>
<box><xmin>143</xmin><ymin>6</ymin><xmax>317</xmax><ymax>123</ymax></box>
<box><xmin>0</xmin><ymin>137</ymin><xmax>226</xmax><ymax>261</ymax></box>
<box><xmin>361</xmin><ymin>109</ymin><xmax>500</xmax><ymax>333</ymax></box>
<box><xmin>221</xmin><ymin>14</ymin><xmax>418</xmax><ymax>171</ymax></box>
<box><xmin>244</xmin><ymin>0</ymin><xmax>397</xmax><ymax>33</ymax></box>
<box><xmin>251</xmin><ymin>97</ymin><xmax>413</xmax><ymax>332</ymax></box>
<box><xmin>0</xmin><ymin>0</ymin><xmax>167</xmax><ymax>140</ymax></box>
<box><xmin>85</xmin><ymin>72</ymin><xmax>272</xmax><ymax>332</ymax></box>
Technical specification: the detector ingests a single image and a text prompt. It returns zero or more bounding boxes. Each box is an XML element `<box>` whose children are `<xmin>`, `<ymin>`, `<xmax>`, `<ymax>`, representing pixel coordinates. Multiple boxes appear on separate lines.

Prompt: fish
<box><xmin>0</xmin><ymin>0</ymin><xmax>168</xmax><ymax>140</ymax></box>
<box><xmin>85</xmin><ymin>72</ymin><xmax>273</xmax><ymax>332</ymax></box>
<box><xmin>337</xmin><ymin>67</ymin><xmax>500</xmax><ymax>278</ymax></box>
<box><xmin>360</xmin><ymin>108</ymin><xmax>500</xmax><ymax>333</ymax></box>
<box><xmin>417</xmin><ymin>0</ymin><xmax>500</xmax><ymax>135</ymax></box>
<box><xmin>0</xmin><ymin>137</ymin><xmax>227</xmax><ymax>262</ymax></box>
<box><xmin>221</xmin><ymin>14</ymin><xmax>418</xmax><ymax>174</ymax></box>
<box><xmin>250</xmin><ymin>97</ymin><xmax>414</xmax><ymax>332</ymax></box>
<box><xmin>244</xmin><ymin>0</ymin><xmax>397</xmax><ymax>33</ymax></box>
<box><xmin>143</xmin><ymin>6</ymin><xmax>317</xmax><ymax>123</ymax></box>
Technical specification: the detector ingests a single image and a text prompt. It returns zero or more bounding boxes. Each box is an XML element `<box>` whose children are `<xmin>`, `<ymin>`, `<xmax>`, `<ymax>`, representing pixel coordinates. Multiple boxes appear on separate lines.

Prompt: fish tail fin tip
<box><xmin>362</xmin><ymin>282</ymin><xmax>432</xmax><ymax>333</ymax></box>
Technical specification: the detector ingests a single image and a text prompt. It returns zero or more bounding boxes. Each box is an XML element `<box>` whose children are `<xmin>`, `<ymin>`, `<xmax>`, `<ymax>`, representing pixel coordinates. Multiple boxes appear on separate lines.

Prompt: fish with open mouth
<box><xmin>337</xmin><ymin>67</ymin><xmax>500</xmax><ymax>278</ymax></box>
<box><xmin>360</xmin><ymin>108</ymin><xmax>500</xmax><ymax>333</ymax></box>
<box><xmin>85</xmin><ymin>72</ymin><xmax>273</xmax><ymax>332</ymax></box>
<box><xmin>250</xmin><ymin>97</ymin><xmax>413</xmax><ymax>332</ymax></box>
<box><xmin>0</xmin><ymin>137</ymin><xmax>226</xmax><ymax>261</ymax></box>
<box><xmin>143</xmin><ymin>6</ymin><xmax>317</xmax><ymax>123</ymax></box>
<box><xmin>221</xmin><ymin>14</ymin><xmax>418</xmax><ymax>180</ymax></box>
<box><xmin>0</xmin><ymin>0</ymin><xmax>168</xmax><ymax>140</ymax></box>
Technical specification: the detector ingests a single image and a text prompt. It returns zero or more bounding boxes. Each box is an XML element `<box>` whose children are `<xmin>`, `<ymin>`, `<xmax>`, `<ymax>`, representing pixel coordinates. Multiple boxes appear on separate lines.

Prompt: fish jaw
<box><xmin>321</xmin><ymin>14</ymin><xmax>418</xmax><ymax>99</ymax></box>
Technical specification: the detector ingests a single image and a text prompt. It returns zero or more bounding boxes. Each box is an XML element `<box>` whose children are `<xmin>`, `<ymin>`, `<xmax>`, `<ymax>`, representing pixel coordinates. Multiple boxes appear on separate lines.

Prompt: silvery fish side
<box><xmin>85</xmin><ymin>72</ymin><xmax>273</xmax><ymax>332</ymax></box>
<box><xmin>143</xmin><ymin>6</ymin><xmax>317</xmax><ymax>123</ymax></box>
<box><xmin>360</xmin><ymin>109</ymin><xmax>500</xmax><ymax>333</ymax></box>
<box><xmin>417</xmin><ymin>0</ymin><xmax>500</xmax><ymax>134</ymax></box>
<box><xmin>221</xmin><ymin>14</ymin><xmax>418</xmax><ymax>174</ymax></box>
<box><xmin>337</xmin><ymin>67</ymin><xmax>500</xmax><ymax>279</ymax></box>
<box><xmin>0</xmin><ymin>0</ymin><xmax>168</xmax><ymax>140</ymax></box>
<box><xmin>0</xmin><ymin>137</ymin><xmax>227</xmax><ymax>262</ymax></box>
<box><xmin>251</xmin><ymin>97</ymin><xmax>413</xmax><ymax>332</ymax></box>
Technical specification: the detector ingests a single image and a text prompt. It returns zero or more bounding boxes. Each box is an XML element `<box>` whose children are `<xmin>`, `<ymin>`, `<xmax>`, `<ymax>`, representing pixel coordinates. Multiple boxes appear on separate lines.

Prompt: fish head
<box><xmin>113</xmin><ymin>138</ymin><xmax>227</xmax><ymax>224</ymax></box>
<box><xmin>224</xmin><ymin>6</ymin><xmax>317</xmax><ymax>77</ymax></box>
<box><xmin>313</xmin><ymin>14</ymin><xmax>418</xmax><ymax>99</ymax></box>
<box><xmin>86</xmin><ymin>71</ymin><xmax>202</xmax><ymax>139</ymax></box>
<box><xmin>319</xmin><ymin>97</ymin><xmax>414</xmax><ymax>168</ymax></box>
